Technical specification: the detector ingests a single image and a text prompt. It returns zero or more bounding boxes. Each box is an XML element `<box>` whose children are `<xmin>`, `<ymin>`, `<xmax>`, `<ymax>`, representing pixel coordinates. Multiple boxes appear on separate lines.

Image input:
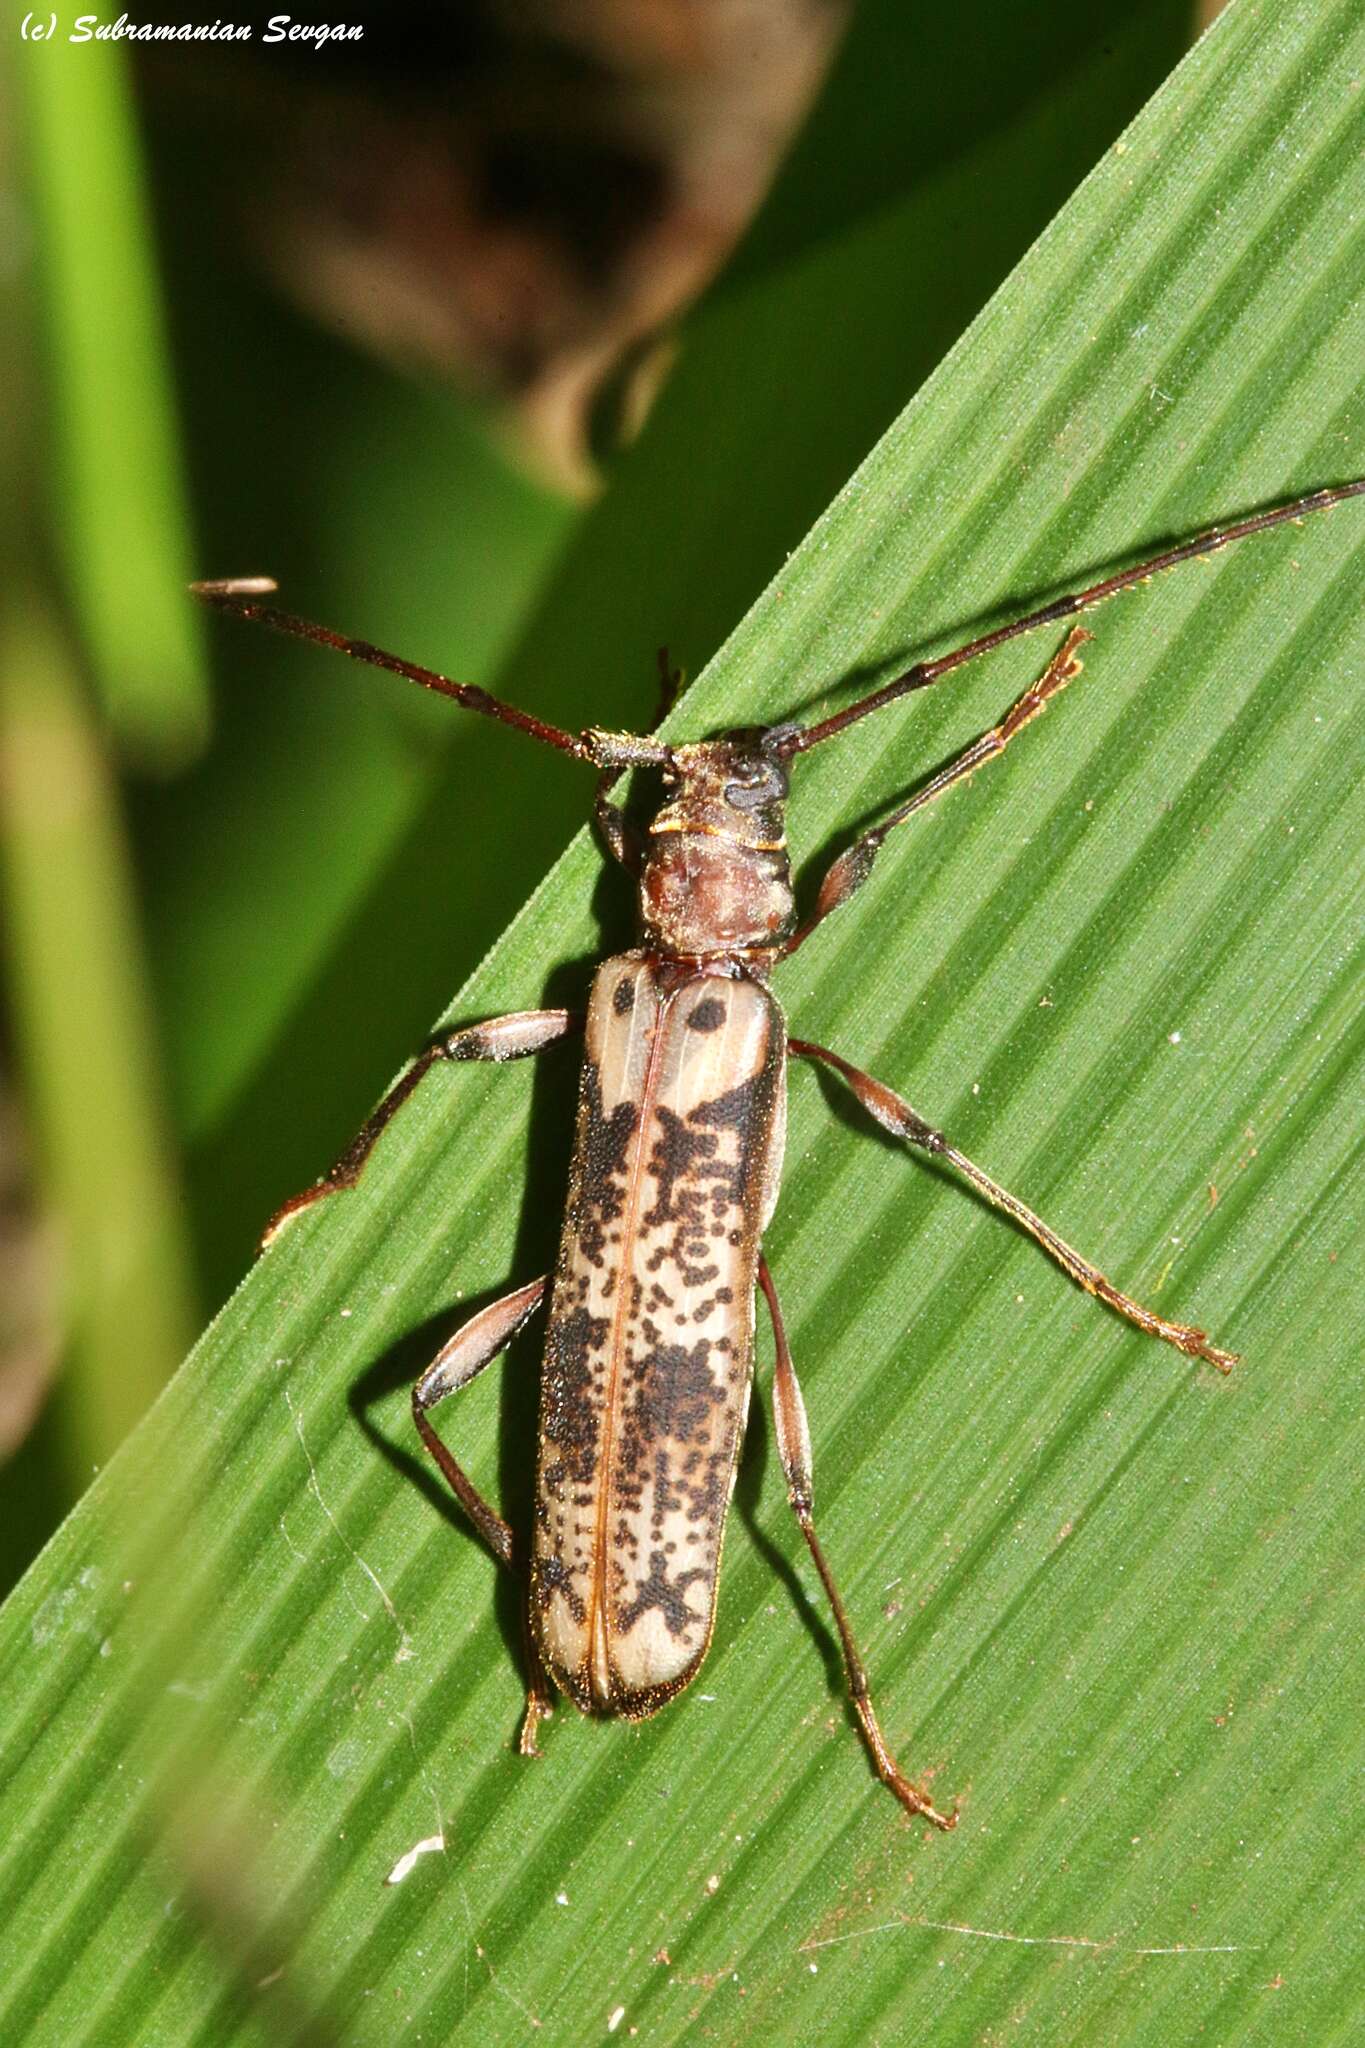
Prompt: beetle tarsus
<box><xmin>518</xmin><ymin>1691</ymin><xmax>554</xmax><ymax>1758</ymax></box>
<box><xmin>885</xmin><ymin>1770</ymin><xmax>957</xmax><ymax>1833</ymax></box>
<box><xmin>852</xmin><ymin>1691</ymin><xmax>958</xmax><ymax>1831</ymax></box>
<box><xmin>1179</xmin><ymin>1330</ymin><xmax>1239</xmax><ymax>1374</ymax></box>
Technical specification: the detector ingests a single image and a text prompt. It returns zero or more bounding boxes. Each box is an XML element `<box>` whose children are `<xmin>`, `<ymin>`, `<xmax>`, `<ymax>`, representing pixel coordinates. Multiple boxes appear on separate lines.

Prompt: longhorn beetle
<box><xmin>196</xmin><ymin>477</ymin><xmax>1364</xmax><ymax>1829</ymax></box>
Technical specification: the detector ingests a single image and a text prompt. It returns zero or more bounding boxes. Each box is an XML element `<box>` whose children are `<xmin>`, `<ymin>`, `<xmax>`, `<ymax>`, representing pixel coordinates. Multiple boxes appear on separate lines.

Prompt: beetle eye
<box><xmin>724</xmin><ymin>771</ymin><xmax>777</xmax><ymax>810</ymax></box>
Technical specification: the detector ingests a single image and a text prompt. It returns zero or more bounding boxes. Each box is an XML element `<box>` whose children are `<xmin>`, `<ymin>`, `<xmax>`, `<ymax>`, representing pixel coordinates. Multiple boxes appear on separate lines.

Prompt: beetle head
<box><xmin>636</xmin><ymin>731</ymin><xmax>795</xmax><ymax>956</ymax></box>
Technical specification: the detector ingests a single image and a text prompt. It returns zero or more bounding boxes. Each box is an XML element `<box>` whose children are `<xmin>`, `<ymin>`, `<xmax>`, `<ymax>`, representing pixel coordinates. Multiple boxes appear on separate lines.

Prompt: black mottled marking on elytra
<box><xmin>571</xmin><ymin>1055</ymin><xmax>638</xmax><ymax>1267</ymax></box>
<box><xmin>616</xmin><ymin>1549</ymin><xmax>709</xmax><ymax>1640</ymax></box>
<box><xmin>534</xmin><ymin>1553</ymin><xmax>585</xmax><ymax>1624</ymax></box>
<box><xmin>613</xmin><ymin>976</ymin><xmax>635</xmax><ymax>1016</ymax></box>
<box><xmin>633</xmin><ymin>1334</ymin><xmax>723</xmax><ymax>1444</ymax></box>
<box><xmin>690</xmin><ymin>1075</ymin><xmax>764</xmax><ymax>1133</ymax></box>
<box><xmin>541</xmin><ymin>1304</ymin><xmax>608</xmax><ymax>1490</ymax></box>
<box><xmin>643</xmin><ymin>1085</ymin><xmax>766</xmax><ymax>1288</ymax></box>
<box><xmin>644</xmin><ymin>1106</ymin><xmax>719</xmax><ymax>1230</ymax></box>
<box><xmin>686</xmin><ymin>996</ymin><xmax>727</xmax><ymax>1033</ymax></box>
<box><xmin>650</xmin><ymin>1444</ymin><xmax>681</xmax><ymax>1524</ymax></box>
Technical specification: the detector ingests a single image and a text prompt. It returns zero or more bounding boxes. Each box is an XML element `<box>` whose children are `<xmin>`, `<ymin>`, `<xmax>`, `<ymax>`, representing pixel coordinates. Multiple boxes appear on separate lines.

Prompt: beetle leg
<box><xmin>263</xmin><ymin>1008</ymin><xmax>581</xmax><ymax>1244</ymax></box>
<box><xmin>782</xmin><ymin>627</ymin><xmax>1089</xmax><ymax>956</ymax></box>
<box><xmin>758</xmin><ymin>1256</ymin><xmax>957</xmax><ymax>1831</ymax></box>
<box><xmin>592</xmin><ymin>647</ymin><xmax>686</xmax><ymax>872</ymax></box>
<box><xmin>594</xmin><ymin>773</ymin><xmax>644</xmax><ymax>873</ymax></box>
<box><xmin>789</xmin><ymin>1039</ymin><xmax>1238</xmax><ymax>1372</ymax></box>
<box><xmin>412</xmin><ymin>1275</ymin><xmax>557</xmax><ymax>1751</ymax></box>
<box><xmin>412</xmin><ymin>1277</ymin><xmax>547</xmax><ymax>1564</ymax></box>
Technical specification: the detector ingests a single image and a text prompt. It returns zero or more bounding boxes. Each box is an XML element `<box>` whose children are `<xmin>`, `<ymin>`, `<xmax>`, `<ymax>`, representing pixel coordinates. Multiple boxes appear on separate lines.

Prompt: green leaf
<box><xmin>2</xmin><ymin>5</ymin><xmax>1362</xmax><ymax>2045</ymax></box>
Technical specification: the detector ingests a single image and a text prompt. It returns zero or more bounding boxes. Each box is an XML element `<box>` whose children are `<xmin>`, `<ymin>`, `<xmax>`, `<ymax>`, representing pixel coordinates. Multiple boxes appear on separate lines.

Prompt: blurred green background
<box><xmin>1</xmin><ymin>0</ymin><xmax>1201</xmax><ymax>1591</ymax></box>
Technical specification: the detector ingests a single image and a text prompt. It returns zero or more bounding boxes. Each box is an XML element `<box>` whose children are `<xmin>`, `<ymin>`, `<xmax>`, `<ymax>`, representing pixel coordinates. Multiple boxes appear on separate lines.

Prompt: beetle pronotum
<box><xmin>197</xmin><ymin>477</ymin><xmax>1363</xmax><ymax>1828</ymax></box>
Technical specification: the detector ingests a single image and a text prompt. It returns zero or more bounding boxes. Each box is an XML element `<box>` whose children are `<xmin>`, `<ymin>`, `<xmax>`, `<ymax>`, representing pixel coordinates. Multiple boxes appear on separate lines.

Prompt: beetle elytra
<box><xmin>196</xmin><ymin>476</ymin><xmax>1363</xmax><ymax>1829</ymax></box>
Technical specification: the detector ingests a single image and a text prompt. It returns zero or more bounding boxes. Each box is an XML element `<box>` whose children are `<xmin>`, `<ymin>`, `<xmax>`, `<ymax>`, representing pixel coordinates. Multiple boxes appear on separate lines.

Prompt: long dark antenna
<box><xmin>192</xmin><ymin>578</ymin><xmax>592</xmax><ymax>761</ymax></box>
<box><xmin>778</xmin><ymin>478</ymin><xmax>1365</xmax><ymax>757</ymax></box>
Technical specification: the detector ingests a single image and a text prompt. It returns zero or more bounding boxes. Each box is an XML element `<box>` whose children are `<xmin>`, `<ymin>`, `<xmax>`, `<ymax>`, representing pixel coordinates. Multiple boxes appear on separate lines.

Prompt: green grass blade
<box><xmin>18</xmin><ymin>39</ymin><xmax>208</xmax><ymax>764</ymax></box>
<box><xmin>1</xmin><ymin>5</ymin><xmax>1362</xmax><ymax>2046</ymax></box>
<box><xmin>0</xmin><ymin>55</ymin><xmax>197</xmax><ymax>1530</ymax></box>
<box><xmin>0</xmin><ymin>597</ymin><xmax>198</xmax><ymax>1476</ymax></box>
